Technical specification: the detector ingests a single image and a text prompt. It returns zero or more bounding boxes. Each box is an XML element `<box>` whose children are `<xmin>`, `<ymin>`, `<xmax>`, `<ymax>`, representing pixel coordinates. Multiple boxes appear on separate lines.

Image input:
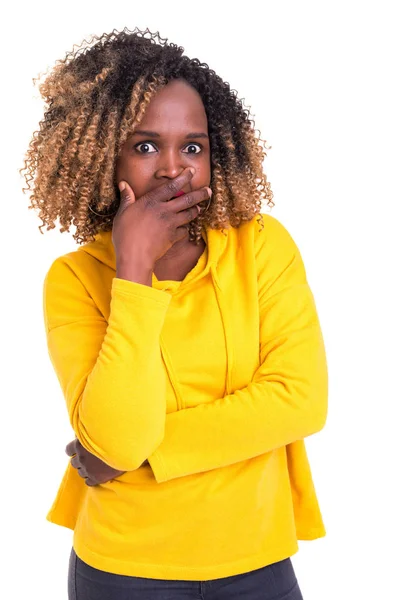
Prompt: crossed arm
<box><xmin>47</xmin><ymin>222</ymin><xmax>327</xmax><ymax>486</ymax></box>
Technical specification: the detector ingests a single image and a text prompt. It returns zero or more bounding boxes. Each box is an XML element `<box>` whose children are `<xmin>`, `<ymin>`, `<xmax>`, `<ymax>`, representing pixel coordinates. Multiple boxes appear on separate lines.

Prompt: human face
<box><xmin>115</xmin><ymin>79</ymin><xmax>211</xmax><ymax>201</ymax></box>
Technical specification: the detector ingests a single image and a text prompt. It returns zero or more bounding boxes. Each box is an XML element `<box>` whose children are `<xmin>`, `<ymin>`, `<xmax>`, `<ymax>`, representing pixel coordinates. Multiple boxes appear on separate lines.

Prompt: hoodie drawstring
<box><xmin>210</xmin><ymin>264</ymin><xmax>233</xmax><ymax>397</ymax></box>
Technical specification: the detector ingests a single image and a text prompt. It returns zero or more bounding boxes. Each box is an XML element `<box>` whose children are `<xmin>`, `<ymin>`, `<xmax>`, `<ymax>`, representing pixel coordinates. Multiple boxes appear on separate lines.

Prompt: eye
<box><xmin>135</xmin><ymin>142</ymin><xmax>157</xmax><ymax>154</ymax></box>
<box><xmin>183</xmin><ymin>143</ymin><xmax>202</xmax><ymax>154</ymax></box>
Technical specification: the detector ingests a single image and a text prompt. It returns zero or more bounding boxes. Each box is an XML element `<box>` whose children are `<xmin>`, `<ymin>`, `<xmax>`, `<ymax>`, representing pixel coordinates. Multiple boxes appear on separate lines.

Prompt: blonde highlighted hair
<box><xmin>21</xmin><ymin>27</ymin><xmax>274</xmax><ymax>244</ymax></box>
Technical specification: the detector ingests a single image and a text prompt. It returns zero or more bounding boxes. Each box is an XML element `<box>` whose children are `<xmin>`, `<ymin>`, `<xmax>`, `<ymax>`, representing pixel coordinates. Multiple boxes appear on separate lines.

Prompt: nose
<box><xmin>154</xmin><ymin>148</ymin><xmax>186</xmax><ymax>180</ymax></box>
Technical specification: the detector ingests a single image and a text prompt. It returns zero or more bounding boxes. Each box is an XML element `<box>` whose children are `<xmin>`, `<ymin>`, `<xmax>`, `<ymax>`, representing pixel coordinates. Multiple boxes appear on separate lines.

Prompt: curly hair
<box><xmin>21</xmin><ymin>27</ymin><xmax>274</xmax><ymax>245</ymax></box>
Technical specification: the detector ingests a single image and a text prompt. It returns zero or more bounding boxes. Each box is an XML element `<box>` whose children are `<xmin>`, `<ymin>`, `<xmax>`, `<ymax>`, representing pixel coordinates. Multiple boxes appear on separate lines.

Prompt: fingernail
<box><xmin>206</xmin><ymin>187</ymin><xmax>212</xmax><ymax>197</ymax></box>
<box><xmin>189</xmin><ymin>168</ymin><xmax>196</xmax><ymax>175</ymax></box>
<box><xmin>118</xmin><ymin>181</ymin><xmax>126</xmax><ymax>192</ymax></box>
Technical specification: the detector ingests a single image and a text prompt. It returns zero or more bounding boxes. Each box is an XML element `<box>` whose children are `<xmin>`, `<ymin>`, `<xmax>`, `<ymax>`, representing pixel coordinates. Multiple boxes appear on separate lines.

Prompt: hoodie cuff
<box><xmin>147</xmin><ymin>449</ymin><xmax>169</xmax><ymax>483</ymax></box>
<box><xmin>113</xmin><ymin>277</ymin><xmax>172</xmax><ymax>306</ymax></box>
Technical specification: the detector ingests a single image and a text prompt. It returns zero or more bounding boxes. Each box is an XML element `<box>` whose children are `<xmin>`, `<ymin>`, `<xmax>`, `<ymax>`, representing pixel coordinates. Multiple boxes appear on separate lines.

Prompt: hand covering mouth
<box><xmin>170</xmin><ymin>190</ymin><xmax>186</xmax><ymax>199</ymax></box>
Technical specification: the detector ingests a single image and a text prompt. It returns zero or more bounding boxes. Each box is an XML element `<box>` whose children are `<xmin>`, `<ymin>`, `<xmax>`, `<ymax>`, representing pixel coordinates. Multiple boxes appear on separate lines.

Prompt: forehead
<box><xmin>138</xmin><ymin>79</ymin><xmax>207</xmax><ymax>130</ymax></box>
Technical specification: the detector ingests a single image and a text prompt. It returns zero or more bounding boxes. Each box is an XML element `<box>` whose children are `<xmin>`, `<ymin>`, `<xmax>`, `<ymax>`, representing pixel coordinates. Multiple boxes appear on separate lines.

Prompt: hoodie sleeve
<box><xmin>148</xmin><ymin>217</ymin><xmax>328</xmax><ymax>483</ymax></box>
<box><xmin>43</xmin><ymin>258</ymin><xmax>171</xmax><ymax>471</ymax></box>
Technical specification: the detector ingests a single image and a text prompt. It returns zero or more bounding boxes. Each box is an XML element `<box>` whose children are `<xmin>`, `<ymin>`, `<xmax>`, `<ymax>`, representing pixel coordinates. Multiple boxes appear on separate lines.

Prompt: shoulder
<box><xmin>44</xmin><ymin>249</ymin><xmax>86</xmax><ymax>290</ymax></box>
<box><xmin>43</xmin><ymin>245</ymin><xmax>105</xmax><ymax>333</ymax></box>
<box><xmin>235</xmin><ymin>212</ymin><xmax>307</xmax><ymax>289</ymax></box>
<box><xmin>237</xmin><ymin>212</ymin><xmax>301</xmax><ymax>259</ymax></box>
<box><xmin>43</xmin><ymin>244</ymin><xmax>100</xmax><ymax>320</ymax></box>
<box><xmin>44</xmin><ymin>233</ymin><xmax>107</xmax><ymax>287</ymax></box>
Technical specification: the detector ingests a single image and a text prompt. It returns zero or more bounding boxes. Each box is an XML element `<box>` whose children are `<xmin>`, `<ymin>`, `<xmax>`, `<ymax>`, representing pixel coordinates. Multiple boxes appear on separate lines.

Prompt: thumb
<box><xmin>117</xmin><ymin>180</ymin><xmax>136</xmax><ymax>211</ymax></box>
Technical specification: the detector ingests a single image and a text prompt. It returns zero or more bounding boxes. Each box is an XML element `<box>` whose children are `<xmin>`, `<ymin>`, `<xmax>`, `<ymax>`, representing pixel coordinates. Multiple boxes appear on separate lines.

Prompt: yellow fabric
<box><xmin>43</xmin><ymin>213</ymin><xmax>328</xmax><ymax>580</ymax></box>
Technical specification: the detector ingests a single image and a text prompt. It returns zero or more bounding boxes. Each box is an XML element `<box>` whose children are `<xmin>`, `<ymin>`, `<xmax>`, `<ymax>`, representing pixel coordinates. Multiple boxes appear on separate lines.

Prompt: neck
<box><xmin>159</xmin><ymin>230</ymin><xmax>204</xmax><ymax>264</ymax></box>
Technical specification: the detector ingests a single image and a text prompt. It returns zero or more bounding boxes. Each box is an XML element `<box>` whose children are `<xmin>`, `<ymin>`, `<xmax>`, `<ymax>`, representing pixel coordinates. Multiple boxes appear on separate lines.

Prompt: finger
<box><xmin>173</xmin><ymin>189</ymin><xmax>211</xmax><ymax>229</ymax></box>
<box><xmin>173</xmin><ymin>207</ymin><xmax>200</xmax><ymax>232</ymax></box>
<box><xmin>145</xmin><ymin>167</ymin><xmax>195</xmax><ymax>205</ymax></box>
<box><xmin>117</xmin><ymin>180</ymin><xmax>136</xmax><ymax>210</ymax></box>
<box><xmin>76</xmin><ymin>467</ymin><xmax>88</xmax><ymax>479</ymax></box>
<box><xmin>172</xmin><ymin>187</ymin><xmax>211</xmax><ymax>213</ymax></box>
<box><xmin>70</xmin><ymin>455</ymin><xmax>81</xmax><ymax>469</ymax></box>
<box><xmin>85</xmin><ymin>478</ymin><xmax>98</xmax><ymax>487</ymax></box>
<box><xmin>65</xmin><ymin>439</ymin><xmax>78</xmax><ymax>457</ymax></box>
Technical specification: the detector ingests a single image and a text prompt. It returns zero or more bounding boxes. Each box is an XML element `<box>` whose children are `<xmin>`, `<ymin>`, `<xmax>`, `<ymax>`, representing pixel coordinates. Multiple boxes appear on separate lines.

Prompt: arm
<box><xmin>44</xmin><ymin>258</ymin><xmax>171</xmax><ymax>471</ymax></box>
<box><xmin>148</xmin><ymin>218</ymin><xmax>328</xmax><ymax>483</ymax></box>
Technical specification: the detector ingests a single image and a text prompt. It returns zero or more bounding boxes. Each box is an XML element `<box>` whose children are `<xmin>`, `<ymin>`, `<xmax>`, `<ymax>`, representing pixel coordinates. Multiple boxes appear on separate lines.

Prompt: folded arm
<box><xmin>148</xmin><ymin>220</ymin><xmax>329</xmax><ymax>483</ymax></box>
<box><xmin>44</xmin><ymin>259</ymin><xmax>171</xmax><ymax>471</ymax></box>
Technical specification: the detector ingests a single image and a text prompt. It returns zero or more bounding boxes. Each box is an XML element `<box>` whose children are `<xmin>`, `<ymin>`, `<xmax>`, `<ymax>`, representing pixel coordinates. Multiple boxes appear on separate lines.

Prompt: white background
<box><xmin>2</xmin><ymin>1</ymin><xmax>399</xmax><ymax>598</ymax></box>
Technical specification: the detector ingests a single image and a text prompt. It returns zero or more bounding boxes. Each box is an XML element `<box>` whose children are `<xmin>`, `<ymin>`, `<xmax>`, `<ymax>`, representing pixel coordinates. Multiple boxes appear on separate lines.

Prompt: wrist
<box><xmin>116</xmin><ymin>258</ymin><xmax>153</xmax><ymax>286</ymax></box>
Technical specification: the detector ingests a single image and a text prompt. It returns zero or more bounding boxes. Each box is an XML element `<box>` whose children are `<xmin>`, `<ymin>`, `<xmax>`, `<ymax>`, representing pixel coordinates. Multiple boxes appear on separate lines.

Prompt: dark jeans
<box><xmin>68</xmin><ymin>548</ymin><xmax>304</xmax><ymax>599</ymax></box>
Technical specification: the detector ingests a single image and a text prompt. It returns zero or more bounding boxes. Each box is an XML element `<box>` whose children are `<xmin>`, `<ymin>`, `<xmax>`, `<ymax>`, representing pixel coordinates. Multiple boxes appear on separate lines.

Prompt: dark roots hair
<box><xmin>21</xmin><ymin>27</ymin><xmax>274</xmax><ymax>244</ymax></box>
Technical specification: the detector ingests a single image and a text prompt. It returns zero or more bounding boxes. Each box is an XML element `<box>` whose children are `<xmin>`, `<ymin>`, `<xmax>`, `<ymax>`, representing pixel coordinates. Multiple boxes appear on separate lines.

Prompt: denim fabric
<box><xmin>68</xmin><ymin>547</ymin><xmax>304</xmax><ymax>599</ymax></box>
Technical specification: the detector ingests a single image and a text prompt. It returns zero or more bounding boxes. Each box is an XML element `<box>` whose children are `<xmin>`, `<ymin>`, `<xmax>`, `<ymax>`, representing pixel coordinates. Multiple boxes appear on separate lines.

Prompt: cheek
<box><xmin>193</xmin><ymin>156</ymin><xmax>211</xmax><ymax>186</ymax></box>
<box><xmin>115</xmin><ymin>156</ymin><xmax>152</xmax><ymax>186</ymax></box>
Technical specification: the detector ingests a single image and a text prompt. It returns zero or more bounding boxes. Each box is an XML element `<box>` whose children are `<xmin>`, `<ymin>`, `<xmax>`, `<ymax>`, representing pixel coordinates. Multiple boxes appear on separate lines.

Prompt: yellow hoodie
<box><xmin>43</xmin><ymin>212</ymin><xmax>328</xmax><ymax>581</ymax></box>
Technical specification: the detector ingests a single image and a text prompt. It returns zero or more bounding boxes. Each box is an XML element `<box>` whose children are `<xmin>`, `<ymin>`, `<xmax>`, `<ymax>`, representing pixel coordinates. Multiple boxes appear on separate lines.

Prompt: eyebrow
<box><xmin>132</xmin><ymin>129</ymin><xmax>209</xmax><ymax>139</ymax></box>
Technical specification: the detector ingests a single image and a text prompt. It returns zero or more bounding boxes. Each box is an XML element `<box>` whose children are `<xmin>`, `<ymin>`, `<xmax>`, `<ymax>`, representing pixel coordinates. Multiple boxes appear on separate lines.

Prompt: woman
<box><xmin>22</xmin><ymin>27</ymin><xmax>328</xmax><ymax>599</ymax></box>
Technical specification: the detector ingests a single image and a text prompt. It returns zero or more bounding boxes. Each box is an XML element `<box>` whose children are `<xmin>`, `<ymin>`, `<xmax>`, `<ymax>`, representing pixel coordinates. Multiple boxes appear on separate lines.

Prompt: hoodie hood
<box><xmin>79</xmin><ymin>224</ymin><xmax>234</xmax><ymax>396</ymax></box>
<box><xmin>79</xmin><ymin>225</ymin><xmax>226</xmax><ymax>285</ymax></box>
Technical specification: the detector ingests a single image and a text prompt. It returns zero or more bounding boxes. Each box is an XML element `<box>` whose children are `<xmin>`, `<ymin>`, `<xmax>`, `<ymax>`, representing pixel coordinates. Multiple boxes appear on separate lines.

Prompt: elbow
<box><xmin>109</xmin><ymin>427</ymin><xmax>165</xmax><ymax>472</ymax></box>
<box><xmin>306</xmin><ymin>359</ymin><xmax>329</xmax><ymax>435</ymax></box>
<box><xmin>74</xmin><ymin>416</ymin><xmax>165</xmax><ymax>472</ymax></box>
<box><xmin>318</xmin><ymin>396</ymin><xmax>328</xmax><ymax>430</ymax></box>
<box><xmin>306</xmin><ymin>389</ymin><xmax>328</xmax><ymax>437</ymax></box>
<box><xmin>310</xmin><ymin>405</ymin><xmax>328</xmax><ymax>435</ymax></box>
